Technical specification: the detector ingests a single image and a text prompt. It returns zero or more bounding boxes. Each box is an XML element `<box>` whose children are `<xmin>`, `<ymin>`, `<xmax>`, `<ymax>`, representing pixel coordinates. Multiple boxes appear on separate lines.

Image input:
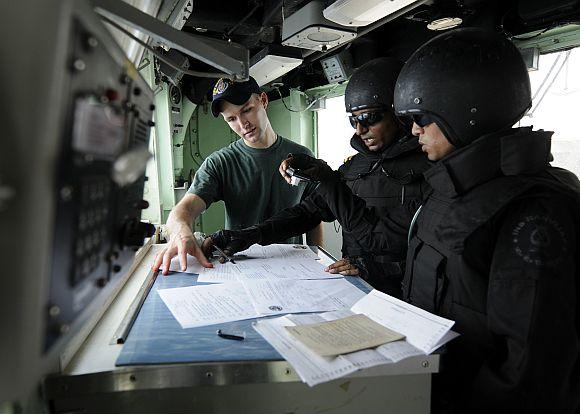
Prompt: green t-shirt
<box><xmin>188</xmin><ymin>136</ymin><xmax>317</xmax><ymax>243</ymax></box>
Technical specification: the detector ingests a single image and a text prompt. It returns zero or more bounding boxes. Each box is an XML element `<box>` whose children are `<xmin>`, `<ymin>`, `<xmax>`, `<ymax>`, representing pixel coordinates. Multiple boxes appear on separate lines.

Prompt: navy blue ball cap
<box><xmin>211</xmin><ymin>76</ymin><xmax>261</xmax><ymax>117</ymax></box>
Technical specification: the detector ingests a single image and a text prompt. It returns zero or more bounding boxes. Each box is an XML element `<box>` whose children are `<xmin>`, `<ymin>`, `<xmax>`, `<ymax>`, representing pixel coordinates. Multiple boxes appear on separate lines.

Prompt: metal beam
<box><xmin>93</xmin><ymin>0</ymin><xmax>249</xmax><ymax>79</ymax></box>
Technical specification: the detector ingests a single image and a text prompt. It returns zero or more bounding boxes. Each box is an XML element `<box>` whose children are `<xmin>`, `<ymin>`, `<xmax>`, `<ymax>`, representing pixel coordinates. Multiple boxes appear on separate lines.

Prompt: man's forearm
<box><xmin>166</xmin><ymin>208</ymin><xmax>195</xmax><ymax>238</ymax></box>
<box><xmin>165</xmin><ymin>194</ymin><xmax>206</xmax><ymax>238</ymax></box>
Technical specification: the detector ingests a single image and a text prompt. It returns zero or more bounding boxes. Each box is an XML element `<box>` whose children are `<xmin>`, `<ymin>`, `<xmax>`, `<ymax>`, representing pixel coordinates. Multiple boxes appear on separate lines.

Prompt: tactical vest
<box><xmin>339</xmin><ymin>134</ymin><xmax>430</xmax><ymax>288</ymax></box>
<box><xmin>404</xmin><ymin>128</ymin><xmax>580</xmax><ymax>325</ymax></box>
<box><xmin>403</xmin><ymin>130</ymin><xmax>580</xmax><ymax>411</ymax></box>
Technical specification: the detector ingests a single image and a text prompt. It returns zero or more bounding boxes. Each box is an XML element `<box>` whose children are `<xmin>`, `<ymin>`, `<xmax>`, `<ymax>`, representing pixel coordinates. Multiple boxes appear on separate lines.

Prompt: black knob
<box><xmin>133</xmin><ymin>87</ymin><xmax>142</xmax><ymax>96</ymax></box>
<box><xmin>149</xmin><ymin>104</ymin><xmax>156</xmax><ymax>111</ymax></box>
<box><xmin>147</xmin><ymin>120</ymin><xmax>155</xmax><ymax>127</ymax></box>
<box><xmin>120</xmin><ymin>219</ymin><xmax>156</xmax><ymax>247</ymax></box>
<box><xmin>135</xmin><ymin>199</ymin><xmax>149</xmax><ymax>210</ymax></box>
<box><xmin>113</xmin><ymin>264</ymin><xmax>122</xmax><ymax>273</ymax></box>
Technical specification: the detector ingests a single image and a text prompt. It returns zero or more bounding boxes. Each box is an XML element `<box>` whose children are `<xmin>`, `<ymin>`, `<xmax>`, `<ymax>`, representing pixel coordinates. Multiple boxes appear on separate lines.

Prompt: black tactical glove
<box><xmin>207</xmin><ymin>226</ymin><xmax>261</xmax><ymax>258</ymax></box>
<box><xmin>287</xmin><ymin>153</ymin><xmax>340</xmax><ymax>183</ymax></box>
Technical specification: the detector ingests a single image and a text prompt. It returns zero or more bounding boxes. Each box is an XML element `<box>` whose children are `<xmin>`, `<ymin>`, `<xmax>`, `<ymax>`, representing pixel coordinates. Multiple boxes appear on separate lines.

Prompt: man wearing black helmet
<box><xmin>204</xmin><ymin>57</ymin><xmax>430</xmax><ymax>297</ymax></box>
<box><xmin>290</xmin><ymin>28</ymin><xmax>580</xmax><ymax>413</ymax></box>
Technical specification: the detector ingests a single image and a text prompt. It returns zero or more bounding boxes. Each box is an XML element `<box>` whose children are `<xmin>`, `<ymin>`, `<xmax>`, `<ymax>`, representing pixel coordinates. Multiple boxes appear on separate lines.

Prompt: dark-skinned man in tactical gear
<box><xmin>274</xmin><ymin>28</ymin><xmax>580</xmax><ymax>414</ymax></box>
<box><xmin>204</xmin><ymin>57</ymin><xmax>431</xmax><ymax>298</ymax></box>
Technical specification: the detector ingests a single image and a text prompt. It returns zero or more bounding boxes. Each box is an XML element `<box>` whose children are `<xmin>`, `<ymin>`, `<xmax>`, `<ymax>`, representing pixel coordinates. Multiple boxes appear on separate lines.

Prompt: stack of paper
<box><xmin>157</xmin><ymin>278</ymin><xmax>366</xmax><ymax>329</ymax></box>
<box><xmin>168</xmin><ymin>244</ymin><xmax>335</xmax><ymax>282</ymax></box>
<box><xmin>253</xmin><ymin>290</ymin><xmax>459</xmax><ymax>386</ymax></box>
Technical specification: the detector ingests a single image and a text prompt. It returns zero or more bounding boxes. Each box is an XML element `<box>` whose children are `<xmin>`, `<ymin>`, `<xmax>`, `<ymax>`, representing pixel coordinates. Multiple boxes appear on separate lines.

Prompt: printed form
<box><xmin>253</xmin><ymin>290</ymin><xmax>459</xmax><ymax>386</ymax></box>
<box><xmin>241</xmin><ymin>278</ymin><xmax>366</xmax><ymax>315</ymax></box>
<box><xmin>158</xmin><ymin>278</ymin><xmax>365</xmax><ymax>328</ymax></box>
<box><xmin>168</xmin><ymin>244</ymin><xmax>336</xmax><ymax>282</ymax></box>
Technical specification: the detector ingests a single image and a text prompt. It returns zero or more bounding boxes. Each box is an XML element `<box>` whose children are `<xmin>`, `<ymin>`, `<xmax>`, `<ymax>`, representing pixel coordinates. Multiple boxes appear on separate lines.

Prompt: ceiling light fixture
<box><xmin>250</xmin><ymin>46</ymin><xmax>303</xmax><ymax>86</ymax></box>
<box><xmin>281</xmin><ymin>1</ymin><xmax>357</xmax><ymax>51</ymax></box>
<box><xmin>427</xmin><ymin>17</ymin><xmax>463</xmax><ymax>31</ymax></box>
<box><xmin>323</xmin><ymin>0</ymin><xmax>426</xmax><ymax>27</ymax></box>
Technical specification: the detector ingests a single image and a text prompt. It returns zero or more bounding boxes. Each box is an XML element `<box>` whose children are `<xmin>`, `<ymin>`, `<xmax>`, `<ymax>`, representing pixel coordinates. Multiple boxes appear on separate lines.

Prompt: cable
<box><xmin>188</xmin><ymin>132</ymin><xmax>202</xmax><ymax>168</ymax></box>
<box><xmin>528</xmin><ymin>50</ymin><xmax>572</xmax><ymax>117</ymax></box>
<box><xmin>531</xmin><ymin>53</ymin><xmax>562</xmax><ymax>102</ymax></box>
<box><xmin>511</xmin><ymin>26</ymin><xmax>554</xmax><ymax>41</ymax></box>
<box><xmin>101</xmin><ymin>16</ymin><xmax>235</xmax><ymax>80</ymax></box>
<box><xmin>225</xmin><ymin>3</ymin><xmax>260</xmax><ymax>37</ymax></box>
<box><xmin>407</xmin><ymin>205</ymin><xmax>422</xmax><ymax>246</ymax></box>
<box><xmin>510</xmin><ymin>20</ymin><xmax>580</xmax><ymax>41</ymax></box>
<box><xmin>188</xmin><ymin>109</ymin><xmax>204</xmax><ymax>167</ymax></box>
<box><xmin>275</xmin><ymin>83</ymin><xmax>341</xmax><ymax>113</ymax></box>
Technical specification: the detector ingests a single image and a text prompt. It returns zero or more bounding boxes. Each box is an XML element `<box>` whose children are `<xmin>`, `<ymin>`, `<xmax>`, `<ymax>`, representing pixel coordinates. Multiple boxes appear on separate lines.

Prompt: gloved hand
<box><xmin>280</xmin><ymin>153</ymin><xmax>339</xmax><ymax>184</ymax></box>
<box><xmin>201</xmin><ymin>226</ymin><xmax>261</xmax><ymax>262</ymax></box>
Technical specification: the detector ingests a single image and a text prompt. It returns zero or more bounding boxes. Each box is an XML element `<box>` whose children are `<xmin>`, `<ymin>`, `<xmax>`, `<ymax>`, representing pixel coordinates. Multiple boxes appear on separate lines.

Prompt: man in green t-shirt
<box><xmin>153</xmin><ymin>76</ymin><xmax>322</xmax><ymax>275</ymax></box>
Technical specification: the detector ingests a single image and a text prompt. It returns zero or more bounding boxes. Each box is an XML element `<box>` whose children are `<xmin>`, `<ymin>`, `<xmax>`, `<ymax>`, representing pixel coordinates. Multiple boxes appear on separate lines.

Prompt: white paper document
<box><xmin>169</xmin><ymin>244</ymin><xmax>337</xmax><ymax>282</ymax></box>
<box><xmin>253</xmin><ymin>290</ymin><xmax>459</xmax><ymax>386</ymax></box>
<box><xmin>157</xmin><ymin>282</ymin><xmax>257</xmax><ymax>328</ymax></box>
<box><xmin>168</xmin><ymin>255</ymin><xmax>242</xmax><ymax>282</ymax></box>
<box><xmin>241</xmin><ymin>278</ymin><xmax>366</xmax><ymax>316</ymax></box>
<box><xmin>232</xmin><ymin>259</ymin><xmax>334</xmax><ymax>281</ymax></box>
<box><xmin>158</xmin><ymin>278</ymin><xmax>366</xmax><ymax>329</ymax></box>
<box><xmin>242</xmin><ymin>244</ymin><xmax>320</xmax><ymax>261</ymax></box>
<box><xmin>351</xmin><ymin>290</ymin><xmax>456</xmax><ymax>354</ymax></box>
<box><xmin>253</xmin><ymin>313</ymin><xmax>362</xmax><ymax>386</ymax></box>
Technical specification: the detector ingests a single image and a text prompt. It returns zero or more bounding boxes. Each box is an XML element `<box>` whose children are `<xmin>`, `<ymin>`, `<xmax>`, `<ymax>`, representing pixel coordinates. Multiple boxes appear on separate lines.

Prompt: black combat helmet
<box><xmin>394</xmin><ymin>28</ymin><xmax>532</xmax><ymax>147</ymax></box>
<box><xmin>345</xmin><ymin>57</ymin><xmax>403</xmax><ymax>112</ymax></box>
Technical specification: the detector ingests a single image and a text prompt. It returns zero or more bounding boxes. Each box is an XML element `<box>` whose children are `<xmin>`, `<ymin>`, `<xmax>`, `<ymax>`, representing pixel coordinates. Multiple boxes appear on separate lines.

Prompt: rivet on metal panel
<box><xmin>48</xmin><ymin>305</ymin><xmax>61</xmax><ymax>317</ymax></box>
<box><xmin>87</xmin><ymin>37</ymin><xmax>98</xmax><ymax>48</ymax></box>
<box><xmin>60</xmin><ymin>186</ymin><xmax>73</xmax><ymax>201</ymax></box>
<box><xmin>285</xmin><ymin>368</ymin><xmax>291</xmax><ymax>375</ymax></box>
<box><xmin>0</xmin><ymin>181</ymin><xmax>15</xmax><ymax>211</ymax></box>
<box><xmin>205</xmin><ymin>371</ymin><xmax>214</xmax><ymax>378</ymax></box>
<box><xmin>421</xmin><ymin>360</ymin><xmax>429</xmax><ymax>368</ymax></box>
<box><xmin>72</xmin><ymin>59</ymin><xmax>86</xmax><ymax>72</ymax></box>
<box><xmin>129</xmin><ymin>374</ymin><xmax>137</xmax><ymax>382</ymax></box>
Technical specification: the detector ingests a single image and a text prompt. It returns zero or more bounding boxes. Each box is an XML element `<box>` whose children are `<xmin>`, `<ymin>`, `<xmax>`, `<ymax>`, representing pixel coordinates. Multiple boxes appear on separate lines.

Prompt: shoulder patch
<box><xmin>512</xmin><ymin>215</ymin><xmax>567</xmax><ymax>267</ymax></box>
<box><xmin>343</xmin><ymin>154</ymin><xmax>355</xmax><ymax>164</ymax></box>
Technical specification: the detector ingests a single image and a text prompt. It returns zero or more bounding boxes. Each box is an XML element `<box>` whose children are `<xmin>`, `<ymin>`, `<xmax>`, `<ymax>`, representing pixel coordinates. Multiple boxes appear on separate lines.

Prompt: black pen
<box><xmin>212</xmin><ymin>244</ymin><xmax>236</xmax><ymax>264</ymax></box>
<box><xmin>216</xmin><ymin>329</ymin><xmax>245</xmax><ymax>341</ymax></box>
<box><xmin>202</xmin><ymin>234</ymin><xmax>235</xmax><ymax>264</ymax></box>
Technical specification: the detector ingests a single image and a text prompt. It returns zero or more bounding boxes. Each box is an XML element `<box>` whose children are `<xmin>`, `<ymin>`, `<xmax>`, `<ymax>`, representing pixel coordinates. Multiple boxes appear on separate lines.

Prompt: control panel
<box><xmin>44</xmin><ymin>17</ymin><xmax>155</xmax><ymax>351</ymax></box>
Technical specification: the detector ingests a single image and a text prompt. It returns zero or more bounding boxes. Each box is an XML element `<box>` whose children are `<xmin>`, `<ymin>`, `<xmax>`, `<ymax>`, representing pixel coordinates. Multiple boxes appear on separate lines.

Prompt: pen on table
<box><xmin>216</xmin><ymin>329</ymin><xmax>245</xmax><ymax>341</ymax></box>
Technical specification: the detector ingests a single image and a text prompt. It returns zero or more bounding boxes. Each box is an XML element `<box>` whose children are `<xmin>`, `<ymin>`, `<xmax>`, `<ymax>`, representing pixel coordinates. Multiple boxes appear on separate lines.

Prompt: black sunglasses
<box><xmin>412</xmin><ymin>114</ymin><xmax>436</xmax><ymax>128</ymax></box>
<box><xmin>349</xmin><ymin>111</ymin><xmax>385</xmax><ymax>129</ymax></box>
